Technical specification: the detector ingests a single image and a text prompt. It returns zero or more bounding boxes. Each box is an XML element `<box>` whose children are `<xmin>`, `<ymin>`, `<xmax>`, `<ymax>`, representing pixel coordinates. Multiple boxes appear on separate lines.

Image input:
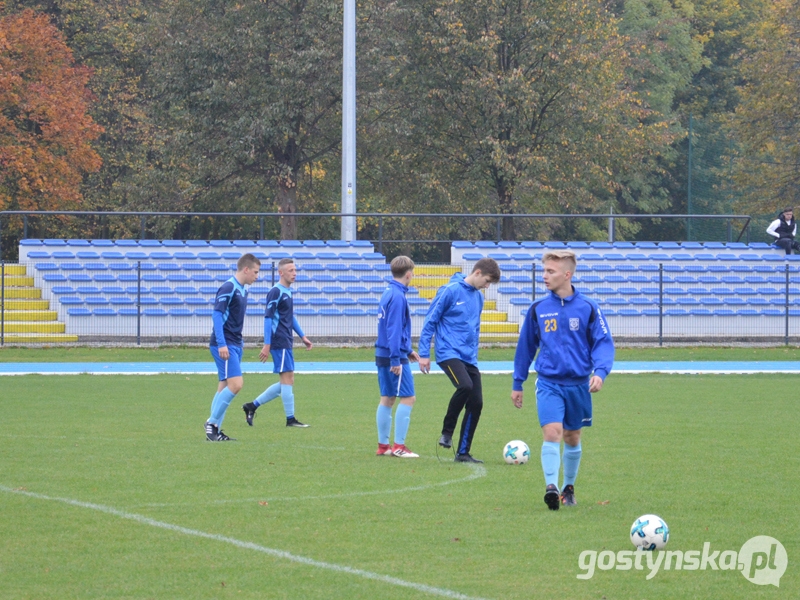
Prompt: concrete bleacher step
<box><xmin>415</xmin><ymin>265</ymin><xmax>461</xmax><ymax>276</ymax></box>
<box><xmin>480</xmin><ymin>322</ymin><xmax>519</xmax><ymax>333</ymax></box>
<box><xmin>481</xmin><ymin>310</ymin><xmax>509</xmax><ymax>322</ymax></box>
<box><xmin>0</xmin><ymin>333</ymin><xmax>78</xmax><ymax>343</ymax></box>
<box><xmin>2</xmin><ymin>265</ymin><xmax>28</xmax><ymax>276</ymax></box>
<box><xmin>1</xmin><ymin>274</ymin><xmax>34</xmax><ymax>287</ymax></box>
<box><xmin>1</xmin><ymin>264</ymin><xmax>77</xmax><ymax>342</ymax></box>
<box><xmin>1</xmin><ymin>287</ymin><xmax>42</xmax><ymax>299</ymax></box>
<box><xmin>479</xmin><ymin>333</ymin><xmax>521</xmax><ymax>343</ymax></box>
<box><xmin>3</xmin><ymin>321</ymin><xmax>67</xmax><ymax>333</ymax></box>
<box><xmin>2</xmin><ymin>310</ymin><xmax>59</xmax><ymax>321</ymax></box>
<box><xmin>4</xmin><ymin>299</ymin><xmax>50</xmax><ymax>310</ymax></box>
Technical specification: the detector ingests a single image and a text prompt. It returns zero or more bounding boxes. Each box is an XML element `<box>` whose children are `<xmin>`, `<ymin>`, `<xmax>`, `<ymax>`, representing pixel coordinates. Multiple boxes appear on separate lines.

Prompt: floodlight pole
<box><xmin>340</xmin><ymin>0</ymin><xmax>357</xmax><ymax>241</ymax></box>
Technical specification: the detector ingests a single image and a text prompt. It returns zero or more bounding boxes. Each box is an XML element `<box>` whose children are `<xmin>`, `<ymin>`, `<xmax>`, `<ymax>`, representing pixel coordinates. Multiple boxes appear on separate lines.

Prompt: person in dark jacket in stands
<box><xmin>767</xmin><ymin>208</ymin><xmax>800</xmax><ymax>255</ymax></box>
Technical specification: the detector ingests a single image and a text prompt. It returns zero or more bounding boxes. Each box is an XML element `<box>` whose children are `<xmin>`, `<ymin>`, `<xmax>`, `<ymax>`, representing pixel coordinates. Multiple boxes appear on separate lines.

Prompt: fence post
<box><xmin>23</xmin><ymin>214</ymin><xmax>28</xmax><ymax>240</ymax></box>
<box><xmin>137</xmin><ymin>261</ymin><xmax>142</xmax><ymax>346</ymax></box>
<box><xmin>608</xmin><ymin>206</ymin><xmax>615</xmax><ymax>242</ymax></box>
<box><xmin>658</xmin><ymin>263</ymin><xmax>663</xmax><ymax>347</ymax></box>
<box><xmin>1</xmin><ymin>257</ymin><xmax>4</xmax><ymax>346</ymax></box>
<box><xmin>259</xmin><ymin>217</ymin><xmax>265</xmax><ymax>240</ymax></box>
<box><xmin>140</xmin><ymin>216</ymin><xmax>146</xmax><ymax>239</ymax></box>
<box><xmin>785</xmin><ymin>263</ymin><xmax>790</xmax><ymax>346</ymax></box>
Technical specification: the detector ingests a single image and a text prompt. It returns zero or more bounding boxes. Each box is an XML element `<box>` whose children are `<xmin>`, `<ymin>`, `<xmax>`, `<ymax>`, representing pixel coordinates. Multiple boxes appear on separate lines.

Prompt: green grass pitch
<box><xmin>1</xmin><ymin>372</ymin><xmax>796</xmax><ymax>599</ymax></box>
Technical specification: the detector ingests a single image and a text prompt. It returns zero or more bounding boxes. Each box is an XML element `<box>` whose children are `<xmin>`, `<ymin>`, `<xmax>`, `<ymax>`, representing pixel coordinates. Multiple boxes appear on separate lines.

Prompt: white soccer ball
<box><xmin>630</xmin><ymin>514</ymin><xmax>670</xmax><ymax>551</ymax></box>
<box><xmin>503</xmin><ymin>440</ymin><xmax>530</xmax><ymax>465</ymax></box>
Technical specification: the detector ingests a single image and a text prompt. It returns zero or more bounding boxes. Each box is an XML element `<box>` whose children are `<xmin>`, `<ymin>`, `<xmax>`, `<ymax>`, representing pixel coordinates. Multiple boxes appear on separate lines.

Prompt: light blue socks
<box><xmin>209</xmin><ymin>388</ymin><xmax>236</xmax><ymax>427</ymax></box>
<box><xmin>280</xmin><ymin>384</ymin><xmax>295</xmax><ymax>419</ymax></box>
<box><xmin>562</xmin><ymin>442</ymin><xmax>582</xmax><ymax>487</ymax></box>
<box><xmin>376</xmin><ymin>404</ymin><xmax>392</xmax><ymax>445</ymax></box>
<box><xmin>541</xmin><ymin>441</ymin><xmax>561</xmax><ymax>488</ymax></box>
<box><xmin>393</xmin><ymin>403</ymin><xmax>413</xmax><ymax>445</ymax></box>
<box><xmin>253</xmin><ymin>382</ymin><xmax>281</xmax><ymax>407</ymax></box>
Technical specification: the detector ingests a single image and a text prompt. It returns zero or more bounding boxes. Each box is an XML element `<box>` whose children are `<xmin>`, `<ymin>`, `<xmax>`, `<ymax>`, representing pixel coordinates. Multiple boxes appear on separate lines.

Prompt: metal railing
<box><xmin>3</xmin><ymin>257</ymin><xmax>800</xmax><ymax>347</ymax></box>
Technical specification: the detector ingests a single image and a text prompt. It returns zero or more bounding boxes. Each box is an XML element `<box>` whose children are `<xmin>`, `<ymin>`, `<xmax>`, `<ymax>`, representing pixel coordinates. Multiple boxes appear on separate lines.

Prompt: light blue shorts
<box><xmin>377</xmin><ymin>363</ymin><xmax>415</xmax><ymax>398</ymax></box>
<box><xmin>535</xmin><ymin>378</ymin><xmax>593</xmax><ymax>430</ymax></box>
<box><xmin>210</xmin><ymin>345</ymin><xmax>243</xmax><ymax>381</ymax></box>
<box><xmin>270</xmin><ymin>348</ymin><xmax>295</xmax><ymax>374</ymax></box>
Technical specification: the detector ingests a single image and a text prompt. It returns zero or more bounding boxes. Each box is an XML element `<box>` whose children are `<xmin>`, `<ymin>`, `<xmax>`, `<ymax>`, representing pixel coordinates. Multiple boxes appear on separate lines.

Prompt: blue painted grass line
<box><xmin>1</xmin><ymin>360</ymin><xmax>800</xmax><ymax>375</ymax></box>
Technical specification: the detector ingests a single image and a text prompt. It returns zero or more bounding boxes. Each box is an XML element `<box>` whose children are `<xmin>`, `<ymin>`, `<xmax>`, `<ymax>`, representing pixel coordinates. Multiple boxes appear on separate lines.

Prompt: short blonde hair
<box><xmin>390</xmin><ymin>255</ymin><xmax>415</xmax><ymax>278</ymax></box>
<box><xmin>542</xmin><ymin>250</ymin><xmax>576</xmax><ymax>273</ymax></box>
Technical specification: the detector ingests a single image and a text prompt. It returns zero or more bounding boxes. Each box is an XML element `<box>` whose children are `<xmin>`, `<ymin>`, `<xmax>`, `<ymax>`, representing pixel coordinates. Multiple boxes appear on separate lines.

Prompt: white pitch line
<box><xmin>136</xmin><ymin>463</ymin><xmax>487</xmax><ymax>508</ymax></box>
<box><xmin>0</xmin><ymin>484</ymin><xmax>492</xmax><ymax>600</ymax></box>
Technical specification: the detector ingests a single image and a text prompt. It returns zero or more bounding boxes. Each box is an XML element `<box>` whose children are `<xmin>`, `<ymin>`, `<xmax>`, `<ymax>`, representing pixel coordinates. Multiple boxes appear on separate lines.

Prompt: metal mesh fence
<box><xmin>2</xmin><ymin>258</ymin><xmax>800</xmax><ymax>346</ymax></box>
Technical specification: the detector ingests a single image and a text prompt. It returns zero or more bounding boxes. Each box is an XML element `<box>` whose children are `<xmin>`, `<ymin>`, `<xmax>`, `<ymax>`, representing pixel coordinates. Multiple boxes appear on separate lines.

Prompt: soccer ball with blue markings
<box><xmin>630</xmin><ymin>514</ymin><xmax>669</xmax><ymax>551</ymax></box>
<box><xmin>503</xmin><ymin>440</ymin><xmax>530</xmax><ymax>465</ymax></box>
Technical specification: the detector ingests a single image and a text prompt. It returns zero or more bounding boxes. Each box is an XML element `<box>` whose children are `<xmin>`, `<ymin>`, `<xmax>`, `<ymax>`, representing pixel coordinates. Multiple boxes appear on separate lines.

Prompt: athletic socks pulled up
<box><xmin>541</xmin><ymin>441</ymin><xmax>561</xmax><ymax>488</ymax></box>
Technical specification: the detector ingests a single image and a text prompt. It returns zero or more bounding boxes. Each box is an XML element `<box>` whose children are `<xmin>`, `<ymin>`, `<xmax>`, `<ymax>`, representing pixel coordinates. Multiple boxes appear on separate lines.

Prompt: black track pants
<box><xmin>438</xmin><ymin>358</ymin><xmax>483</xmax><ymax>456</ymax></box>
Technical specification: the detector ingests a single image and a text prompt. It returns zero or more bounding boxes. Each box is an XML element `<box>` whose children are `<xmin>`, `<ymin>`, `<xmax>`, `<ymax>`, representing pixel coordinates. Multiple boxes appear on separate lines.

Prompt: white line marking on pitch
<box><xmin>135</xmin><ymin>462</ymin><xmax>488</xmax><ymax>508</ymax></box>
<box><xmin>0</xmin><ymin>484</ymin><xmax>492</xmax><ymax>600</ymax></box>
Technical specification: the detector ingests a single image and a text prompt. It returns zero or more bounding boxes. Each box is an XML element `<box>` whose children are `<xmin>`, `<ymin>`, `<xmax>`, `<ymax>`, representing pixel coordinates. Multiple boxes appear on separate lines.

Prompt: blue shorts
<box><xmin>535</xmin><ymin>378</ymin><xmax>592</xmax><ymax>430</ymax></box>
<box><xmin>270</xmin><ymin>348</ymin><xmax>295</xmax><ymax>374</ymax></box>
<box><xmin>377</xmin><ymin>363</ymin><xmax>415</xmax><ymax>398</ymax></box>
<box><xmin>210</xmin><ymin>345</ymin><xmax>243</xmax><ymax>381</ymax></box>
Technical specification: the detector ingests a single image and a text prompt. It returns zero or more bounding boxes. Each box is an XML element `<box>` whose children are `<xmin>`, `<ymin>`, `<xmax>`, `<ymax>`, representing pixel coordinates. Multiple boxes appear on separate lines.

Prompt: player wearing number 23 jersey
<box><xmin>512</xmin><ymin>290</ymin><xmax>614</xmax><ymax>390</ymax></box>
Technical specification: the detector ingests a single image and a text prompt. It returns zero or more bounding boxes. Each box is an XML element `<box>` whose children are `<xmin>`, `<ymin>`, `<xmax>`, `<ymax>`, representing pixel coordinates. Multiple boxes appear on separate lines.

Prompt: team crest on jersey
<box><xmin>569</xmin><ymin>318</ymin><xmax>580</xmax><ymax>331</ymax></box>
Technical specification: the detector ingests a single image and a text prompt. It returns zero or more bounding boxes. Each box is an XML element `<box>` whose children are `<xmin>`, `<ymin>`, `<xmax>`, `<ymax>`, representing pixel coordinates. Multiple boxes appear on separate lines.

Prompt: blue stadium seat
<box><xmin>27</xmin><ymin>251</ymin><xmax>51</xmax><ymax>259</ymax></box>
<box><xmin>184</xmin><ymin>297</ymin><xmax>210</xmax><ymax>306</ymax></box>
<box><xmin>67</xmin><ymin>307</ymin><xmax>91</xmax><ymax>316</ymax></box>
<box><xmin>93</xmin><ymin>308</ymin><xmax>117</xmax><ymax>316</ymax></box>
<box><xmin>163</xmin><ymin>240</ymin><xmax>188</xmax><ymax>248</ymax></box>
<box><xmin>68</xmin><ymin>274</ymin><xmax>92</xmax><ymax>282</ymax></box>
<box><xmin>51</xmin><ymin>286</ymin><xmax>76</xmax><ymax>295</ymax></box>
<box><xmin>721</xmin><ymin>297</ymin><xmax>745</xmax><ymax>307</ymax></box>
<box><xmin>676</xmin><ymin>298</ymin><xmax>700</xmax><ymax>306</ymax></box>
<box><xmin>109</xmin><ymin>263</ymin><xmax>133</xmax><ymax>271</ymax></box>
<box><xmin>756</xmin><ymin>287</ymin><xmax>781</xmax><ymax>296</ymax></box>
<box><xmin>110</xmin><ymin>297</ymin><xmax>134</xmax><ymax>306</ymax></box>
<box><xmin>85</xmin><ymin>297</ymin><xmax>109</xmax><ymax>306</ymax></box>
<box><xmin>35</xmin><ymin>262</ymin><xmax>59</xmax><ymax>271</ymax></box>
<box><xmin>60</xmin><ymin>262</ymin><xmax>83</xmax><ymax>271</ymax></box>
<box><xmin>144</xmin><ymin>308</ymin><xmax>168</xmax><ymax>316</ymax></box>
<box><xmin>85</xmin><ymin>263</ymin><xmax>109</xmax><ymax>271</ymax></box>
<box><xmin>194</xmin><ymin>308</ymin><xmax>215</xmax><ymax>316</ymax></box>
<box><xmin>333</xmin><ymin>298</ymin><xmax>357</xmax><ymax>307</ymax></box>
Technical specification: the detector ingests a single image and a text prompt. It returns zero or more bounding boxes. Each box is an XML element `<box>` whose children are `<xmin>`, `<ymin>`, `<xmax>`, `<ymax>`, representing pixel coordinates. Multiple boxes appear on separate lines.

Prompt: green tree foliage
<box><xmin>147</xmin><ymin>0</ymin><xmax>344</xmax><ymax>240</ymax></box>
<box><xmin>365</xmin><ymin>0</ymin><xmax>678</xmax><ymax>241</ymax></box>
<box><xmin>728</xmin><ymin>0</ymin><xmax>800</xmax><ymax>213</ymax></box>
<box><xmin>3</xmin><ymin>0</ymin><xmax>155</xmax><ymax>234</ymax></box>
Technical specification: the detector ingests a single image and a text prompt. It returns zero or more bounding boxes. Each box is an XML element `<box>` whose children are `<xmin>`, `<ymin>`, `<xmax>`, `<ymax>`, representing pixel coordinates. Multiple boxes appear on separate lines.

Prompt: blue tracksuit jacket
<box><xmin>375</xmin><ymin>279</ymin><xmax>412</xmax><ymax>367</ymax></box>
<box><xmin>513</xmin><ymin>288</ymin><xmax>614</xmax><ymax>390</ymax></box>
<box><xmin>419</xmin><ymin>272</ymin><xmax>483</xmax><ymax>366</ymax></box>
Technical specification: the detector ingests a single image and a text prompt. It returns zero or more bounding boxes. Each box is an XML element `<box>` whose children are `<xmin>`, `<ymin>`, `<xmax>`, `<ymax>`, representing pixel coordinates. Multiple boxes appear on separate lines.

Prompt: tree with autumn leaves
<box><xmin>0</xmin><ymin>8</ymin><xmax>102</xmax><ymax>217</ymax></box>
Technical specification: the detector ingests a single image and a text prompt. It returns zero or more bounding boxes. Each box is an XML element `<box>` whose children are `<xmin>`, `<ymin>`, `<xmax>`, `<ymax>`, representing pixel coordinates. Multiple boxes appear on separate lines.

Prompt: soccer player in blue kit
<box><xmin>511</xmin><ymin>250</ymin><xmax>614</xmax><ymax>510</ymax></box>
<box><xmin>419</xmin><ymin>258</ymin><xmax>502</xmax><ymax>464</ymax></box>
<box><xmin>242</xmin><ymin>258</ymin><xmax>313</xmax><ymax>427</ymax></box>
<box><xmin>374</xmin><ymin>256</ymin><xmax>420</xmax><ymax>458</ymax></box>
<box><xmin>205</xmin><ymin>253</ymin><xmax>261</xmax><ymax>441</ymax></box>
